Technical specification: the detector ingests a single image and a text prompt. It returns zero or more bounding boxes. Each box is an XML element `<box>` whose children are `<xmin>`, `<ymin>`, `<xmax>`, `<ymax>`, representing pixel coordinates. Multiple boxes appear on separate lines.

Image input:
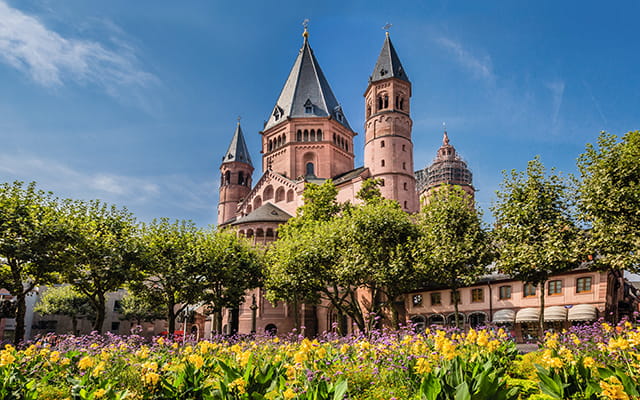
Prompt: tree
<box><xmin>65</xmin><ymin>199</ymin><xmax>139</xmax><ymax>333</ymax></box>
<box><xmin>129</xmin><ymin>218</ymin><xmax>201</xmax><ymax>335</ymax></box>
<box><xmin>34</xmin><ymin>285</ymin><xmax>94</xmax><ymax>335</ymax></box>
<box><xmin>266</xmin><ymin>179</ymin><xmax>419</xmax><ymax>332</ymax></box>
<box><xmin>414</xmin><ymin>185</ymin><xmax>493</xmax><ymax>328</ymax></box>
<box><xmin>195</xmin><ymin>228</ymin><xmax>262</xmax><ymax>334</ymax></box>
<box><xmin>336</xmin><ymin>191</ymin><xmax>419</xmax><ymax>330</ymax></box>
<box><xmin>577</xmin><ymin>130</ymin><xmax>640</xmax><ymax>272</ymax></box>
<box><xmin>0</xmin><ymin>181</ymin><xmax>72</xmax><ymax>344</ymax></box>
<box><xmin>491</xmin><ymin>157</ymin><xmax>581</xmax><ymax>333</ymax></box>
<box><xmin>119</xmin><ymin>293</ymin><xmax>165</xmax><ymax>326</ymax></box>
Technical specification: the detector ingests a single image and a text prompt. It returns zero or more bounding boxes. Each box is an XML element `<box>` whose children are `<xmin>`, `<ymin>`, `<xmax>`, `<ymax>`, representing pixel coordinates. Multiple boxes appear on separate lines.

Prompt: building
<box><xmin>213</xmin><ymin>28</ymin><xmax>476</xmax><ymax>336</ymax></box>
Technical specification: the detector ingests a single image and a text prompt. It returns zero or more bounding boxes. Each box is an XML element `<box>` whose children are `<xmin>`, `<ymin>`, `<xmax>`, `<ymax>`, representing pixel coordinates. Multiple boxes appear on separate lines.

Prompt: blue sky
<box><xmin>1</xmin><ymin>1</ymin><xmax>638</xmax><ymax>227</ymax></box>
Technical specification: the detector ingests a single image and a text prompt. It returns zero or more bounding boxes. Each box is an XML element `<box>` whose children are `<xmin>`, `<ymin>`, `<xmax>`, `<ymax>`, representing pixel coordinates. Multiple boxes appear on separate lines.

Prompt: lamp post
<box><xmin>250</xmin><ymin>294</ymin><xmax>258</xmax><ymax>334</ymax></box>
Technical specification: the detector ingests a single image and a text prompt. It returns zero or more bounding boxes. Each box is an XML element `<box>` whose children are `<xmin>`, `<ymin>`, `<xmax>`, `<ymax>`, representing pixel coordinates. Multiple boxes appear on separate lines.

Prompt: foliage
<box><xmin>577</xmin><ymin>130</ymin><xmax>640</xmax><ymax>272</ymax></box>
<box><xmin>0</xmin><ymin>181</ymin><xmax>73</xmax><ymax>344</ymax></box>
<box><xmin>34</xmin><ymin>285</ymin><xmax>94</xmax><ymax>334</ymax></box>
<box><xmin>130</xmin><ymin>218</ymin><xmax>201</xmax><ymax>335</ymax></box>
<box><xmin>119</xmin><ymin>293</ymin><xmax>165</xmax><ymax>325</ymax></box>
<box><xmin>195</xmin><ymin>228</ymin><xmax>263</xmax><ymax>333</ymax></box>
<box><xmin>64</xmin><ymin>199</ymin><xmax>139</xmax><ymax>333</ymax></box>
<box><xmin>491</xmin><ymin>157</ymin><xmax>581</xmax><ymax>332</ymax></box>
<box><xmin>415</xmin><ymin>185</ymin><xmax>493</xmax><ymax>328</ymax></box>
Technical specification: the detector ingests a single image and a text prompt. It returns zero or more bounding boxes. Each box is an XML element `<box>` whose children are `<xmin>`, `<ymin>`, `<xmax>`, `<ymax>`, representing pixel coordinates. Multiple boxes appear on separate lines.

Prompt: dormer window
<box><xmin>304</xmin><ymin>99</ymin><xmax>313</xmax><ymax>114</ymax></box>
<box><xmin>273</xmin><ymin>106</ymin><xmax>283</xmax><ymax>121</ymax></box>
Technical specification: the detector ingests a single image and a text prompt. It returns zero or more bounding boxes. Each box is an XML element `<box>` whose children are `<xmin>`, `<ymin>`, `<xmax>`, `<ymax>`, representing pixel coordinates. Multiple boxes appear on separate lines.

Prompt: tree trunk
<box><xmin>71</xmin><ymin>316</ymin><xmax>78</xmax><ymax>335</ymax></box>
<box><xmin>13</xmin><ymin>291</ymin><xmax>27</xmax><ymax>346</ymax></box>
<box><xmin>539</xmin><ymin>282</ymin><xmax>546</xmax><ymax>338</ymax></box>
<box><xmin>215</xmin><ymin>310</ymin><xmax>223</xmax><ymax>335</ymax></box>
<box><xmin>167</xmin><ymin>302</ymin><xmax>176</xmax><ymax>335</ymax></box>
<box><xmin>292</xmin><ymin>296</ymin><xmax>300</xmax><ymax>331</ymax></box>
<box><xmin>92</xmin><ymin>293</ymin><xmax>106</xmax><ymax>333</ymax></box>
<box><xmin>454</xmin><ymin>292</ymin><xmax>461</xmax><ymax>329</ymax></box>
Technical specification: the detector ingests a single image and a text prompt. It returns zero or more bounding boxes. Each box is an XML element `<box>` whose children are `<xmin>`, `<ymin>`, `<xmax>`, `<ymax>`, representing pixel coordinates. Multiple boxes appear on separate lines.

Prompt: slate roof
<box><xmin>370</xmin><ymin>33</ymin><xmax>410</xmax><ymax>83</ymax></box>
<box><xmin>231</xmin><ymin>203</ymin><xmax>292</xmax><ymax>225</ymax></box>
<box><xmin>264</xmin><ymin>35</ymin><xmax>351</xmax><ymax>131</ymax></box>
<box><xmin>332</xmin><ymin>166</ymin><xmax>368</xmax><ymax>185</ymax></box>
<box><xmin>222</xmin><ymin>123</ymin><xmax>253</xmax><ymax>166</ymax></box>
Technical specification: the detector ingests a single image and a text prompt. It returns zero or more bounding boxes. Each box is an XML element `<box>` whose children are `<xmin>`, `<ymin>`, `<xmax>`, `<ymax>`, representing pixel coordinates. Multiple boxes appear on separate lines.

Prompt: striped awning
<box><xmin>515</xmin><ymin>308</ymin><xmax>540</xmax><ymax>323</ymax></box>
<box><xmin>568</xmin><ymin>304</ymin><xmax>598</xmax><ymax>321</ymax></box>
<box><xmin>544</xmin><ymin>306</ymin><xmax>568</xmax><ymax>321</ymax></box>
<box><xmin>492</xmin><ymin>309</ymin><xmax>516</xmax><ymax>323</ymax></box>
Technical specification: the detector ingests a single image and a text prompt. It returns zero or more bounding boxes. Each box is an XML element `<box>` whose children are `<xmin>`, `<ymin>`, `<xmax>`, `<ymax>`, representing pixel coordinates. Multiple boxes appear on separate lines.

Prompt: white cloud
<box><xmin>0</xmin><ymin>1</ymin><xmax>156</xmax><ymax>96</ymax></box>
<box><xmin>0</xmin><ymin>153</ymin><xmax>214</xmax><ymax>223</ymax></box>
<box><xmin>436</xmin><ymin>37</ymin><xmax>495</xmax><ymax>84</ymax></box>
<box><xmin>546</xmin><ymin>79</ymin><xmax>565</xmax><ymax>130</ymax></box>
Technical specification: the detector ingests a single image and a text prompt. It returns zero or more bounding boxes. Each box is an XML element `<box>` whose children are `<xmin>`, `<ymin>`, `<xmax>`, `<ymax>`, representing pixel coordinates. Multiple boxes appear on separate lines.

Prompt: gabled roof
<box><xmin>231</xmin><ymin>202</ymin><xmax>293</xmax><ymax>225</ymax></box>
<box><xmin>332</xmin><ymin>166</ymin><xmax>368</xmax><ymax>185</ymax></box>
<box><xmin>222</xmin><ymin>122</ymin><xmax>253</xmax><ymax>166</ymax></box>
<box><xmin>264</xmin><ymin>33</ymin><xmax>351</xmax><ymax>131</ymax></box>
<box><xmin>370</xmin><ymin>33</ymin><xmax>410</xmax><ymax>83</ymax></box>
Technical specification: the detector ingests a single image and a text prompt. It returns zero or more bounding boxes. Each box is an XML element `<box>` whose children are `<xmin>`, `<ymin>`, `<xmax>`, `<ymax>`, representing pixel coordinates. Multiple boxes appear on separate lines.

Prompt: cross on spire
<box><xmin>382</xmin><ymin>22</ymin><xmax>392</xmax><ymax>36</ymax></box>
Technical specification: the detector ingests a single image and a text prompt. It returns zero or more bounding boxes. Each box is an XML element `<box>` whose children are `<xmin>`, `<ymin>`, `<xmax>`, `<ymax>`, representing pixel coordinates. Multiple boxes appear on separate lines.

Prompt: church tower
<box><xmin>217</xmin><ymin>121</ymin><xmax>254</xmax><ymax>225</ymax></box>
<box><xmin>260</xmin><ymin>28</ymin><xmax>356</xmax><ymax>181</ymax></box>
<box><xmin>363</xmin><ymin>32</ymin><xmax>418</xmax><ymax>212</ymax></box>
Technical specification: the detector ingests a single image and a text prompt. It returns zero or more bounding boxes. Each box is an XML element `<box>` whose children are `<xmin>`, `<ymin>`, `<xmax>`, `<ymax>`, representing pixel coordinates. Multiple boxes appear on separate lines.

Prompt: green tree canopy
<box><xmin>65</xmin><ymin>199</ymin><xmax>139</xmax><ymax>333</ymax></box>
<box><xmin>577</xmin><ymin>130</ymin><xmax>640</xmax><ymax>272</ymax></box>
<box><xmin>195</xmin><ymin>228</ymin><xmax>262</xmax><ymax>334</ymax></box>
<box><xmin>415</xmin><ymin>185</ymin><xmax>493</xmax><ymax>328</ymax></box>
<box><xmin>491</xmin><ymin>157</ymin><xmax>581</xmax><ymax>332</ymax></box>
<box><xmin>119</xmin><ymin>293</ymin><xmax>165</xmax><ymax>326</ymax></box>
<box><xmin>34</xmin><ymin>285</ymin><xmax>94</xmax><ymax>335</ymax></box>
<box><xmin>0</xmin><ymin>181</ymin><xmax>73</xmax><ymax>344</ymax></box>
<box><xmin>129</xmin><ymin>218</ymin><xmax>201</xmax><ymax>335</ymax></box>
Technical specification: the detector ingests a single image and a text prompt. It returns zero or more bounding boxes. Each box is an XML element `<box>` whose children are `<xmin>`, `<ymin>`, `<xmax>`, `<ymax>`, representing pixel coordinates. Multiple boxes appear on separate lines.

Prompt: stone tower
<box><xmin>217</xmin><ymin>122</ymin><xmax>254</xmax><ymax>225</ymax></box>
<box><xmin>419</xmin><ymin>129</ymin><xmax>474</xmax><ymax>203</ymax></box>
<box><xmin>363</xmin><ymin>32</ymin><xmax>418</xmax><ymax>212</ymax></box>
<box><xmin>260</xmin><ymin>28</ymin><xmax>356</xmax><ymax>181</ymax></box>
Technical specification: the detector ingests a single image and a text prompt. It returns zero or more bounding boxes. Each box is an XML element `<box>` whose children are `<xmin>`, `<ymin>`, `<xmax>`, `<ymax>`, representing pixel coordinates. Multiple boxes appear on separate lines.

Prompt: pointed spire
<box><xmin>370</xmin><ymin>33</ymin><xmax>410</xmax><ymax>83</ymax></box>
<box><xmin>264</xmin><ymin>27</ymin><xmax>351</xmax><ymax>131</ymax></box>
<box><xmin>443</xmin><ymin>122</ymin><xmax>450</xmax><ymax>145</ymax></box>
<box><xmin>222</xmin><ymin>121</ymin><xmax>253</xmax><ymax>166</ymax></box>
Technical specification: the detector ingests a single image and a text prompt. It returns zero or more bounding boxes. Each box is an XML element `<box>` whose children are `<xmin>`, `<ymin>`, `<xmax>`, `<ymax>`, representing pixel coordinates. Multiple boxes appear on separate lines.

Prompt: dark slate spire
<box><xmin>264</xmin><ymin>29</ymin><xmax>351</xmax><ymax>131</ymax></box>
<box><xmin>370</xmin><ymin>32</ymin><xmax>410</xmax><ymax>83</ymax></box>
<box><xmin>222</xmin><ymin>122</ymin><xmax>253</xmax><ymax>166</ymax></box>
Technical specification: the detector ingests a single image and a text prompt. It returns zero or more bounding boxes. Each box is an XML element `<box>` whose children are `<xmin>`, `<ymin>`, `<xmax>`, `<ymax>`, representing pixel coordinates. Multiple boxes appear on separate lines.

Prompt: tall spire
<box><xmin>222</xmin><ymin>121</ymin><xmax>252</xmax><ymax>166</ymax></box>
<box><xmin>264</xmin><ymin>27</ymin><xmax>351</xmax><ymax>131</ymax></box>
<box><xmin>370</xmin><ymin>33</ymin><xmax>410</xmax><ymax>83</ymax></box>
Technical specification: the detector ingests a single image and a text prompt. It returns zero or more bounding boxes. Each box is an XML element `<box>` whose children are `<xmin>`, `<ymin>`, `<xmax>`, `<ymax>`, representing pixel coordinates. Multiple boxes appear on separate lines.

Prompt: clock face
<box><xmin>412</xmin><ymin>294</ymin><xmax>423</xmax><ymax>306</ymax></box>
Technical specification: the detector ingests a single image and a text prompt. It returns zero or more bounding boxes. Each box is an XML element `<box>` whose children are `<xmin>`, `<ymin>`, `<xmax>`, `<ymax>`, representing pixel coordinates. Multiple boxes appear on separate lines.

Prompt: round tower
<box><xmin>218</xmin><ymin>121</ymin><xmax>254</xmax><ymax>226</ymax></box>
<box><xmin>420</xmin><ymin>129</ymin><xmax>475</xmax><ymax>204</ymax></box>
<box><xmin>363</xmin><ymin>32</ymin><xmax>418</xmax><ymax>212</ymax></box>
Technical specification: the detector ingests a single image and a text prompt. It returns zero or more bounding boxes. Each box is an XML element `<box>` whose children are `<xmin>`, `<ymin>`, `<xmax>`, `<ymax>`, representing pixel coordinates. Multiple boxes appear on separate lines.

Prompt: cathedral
<box><xmin>214</xmin><ymin>28</ymin><xmax>473</xmax><ymax>335</ymax></box>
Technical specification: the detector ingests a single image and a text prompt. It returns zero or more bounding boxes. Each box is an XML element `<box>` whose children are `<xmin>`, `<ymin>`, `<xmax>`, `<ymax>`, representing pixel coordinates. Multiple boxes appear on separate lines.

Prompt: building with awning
<box><xmin>492</xmin><ymin>309</ymin><xmax>515</xmax><ymax>324</ymax></box>
<box><xmin>568</xmin><ymin>304</ymin><xmax>599</xmax><ymax>322</ymax></box>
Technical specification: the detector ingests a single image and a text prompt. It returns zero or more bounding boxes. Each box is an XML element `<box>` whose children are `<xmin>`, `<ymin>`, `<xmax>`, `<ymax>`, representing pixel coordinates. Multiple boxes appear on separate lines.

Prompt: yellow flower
<box><xmin>487</xmin><ymin>340</ymin><xmax>501</xmax><ymax>352</ymax></box>
<box><xmin>142</xmin><ymin>372</ymin><xmax>161</xmax><ymax>387</ymax></box>
<box><xmin>24</xmin><ymin>345</ymin><xmax>37</xmax><ymax>357</ymax></box>
<box><xmin>293</xmin><ymin>351</ymin><xmax>307</xmax><ymax>364</ymax></box>
<box><xmin>0</xmin><ymin>351</ymin><xmax>16</xmax><ymax>366</ymax></box>
<box><xmin>188</xmin><ymin>354</ymin><xmax>204</xmax><ymax>369</ymax></box>
<box><xmin>60</xmin><ymin>358</ymin><xmax>71</xmax><ymax>366</ymax></box>
<box><xmin>285</xmin><ymin>364</ymin><xmax>297</xmax><ymax>380</ymax></box>
<box><xmin>476</xmin><ymin>331</ymin><xmax>489</xmax><ymax>347</ymax></box>
<box><xmin>171</xmin><ymin>342</ymin><xmax>179</xmax><ymax>349</ymax></box>
<box><xmin>229</xmin><ymin>377</ymin><xmax>247</xmax><ymax>395</ymax></box>
<box><xmin>49</xmin><ymin>351</ymin><xmax>61</xmax><ymax>363</ymax></box>
<box><xmin>239</xmin><ymin>350</ymin><xmax>251</xmax><ymax>367</ymax></box>
<box><xmin>599</xmin><ymin>376</ymin><xmax>629</xmax><ymax>400</ymax></box>
<box><xmin>78</xmin><ymin>356</ymin><xmax>94</xmax><ymax>370</ymax></box>
<box><xmin>93</xmin><ymin>388</ymin><xmax>107</xmax><ymax>398</ymax></box>
<box><xmin>92</xmin><ymin>361</ymin><xmax>106</xmax><ymax>377</ymax></box>
<box><xmin>283</xmin><ymin>387</ymin><xmax>296</xmax><ymax>400</ymax></box>
<box><xmin>414</xmin><ymin>358</ymin><xmax>431</xmax><ymax>374</ymax></box>
<box><xmin>315</xmin><ymin>347</ymin><xmax>327</xmax><ymax>359</ymax></box>
<box><xmin>582</xmin><ymin>356</ymin><xmax>596</xmax><ymax>368</ymax></box>
<box><xmin>340</xmin><ymin>344</ymin><xmax>349</xmax><ymax>354</ymax></box>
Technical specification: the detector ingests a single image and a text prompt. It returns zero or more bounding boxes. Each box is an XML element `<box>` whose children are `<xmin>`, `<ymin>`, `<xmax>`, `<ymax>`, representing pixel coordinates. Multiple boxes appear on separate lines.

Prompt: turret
<box><xmin>218</xmin><ymin>121</ymin><xmax>254</xmax><ymax>225</ymax></box>
<box><xmin>363</xmin><ymin>32</ymin><xmax>418</xmax><ymax>212</ymax></box>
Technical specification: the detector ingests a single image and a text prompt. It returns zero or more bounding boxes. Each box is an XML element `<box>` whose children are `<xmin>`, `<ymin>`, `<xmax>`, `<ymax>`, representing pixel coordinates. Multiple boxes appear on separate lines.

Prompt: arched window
<box><xmin>286</xmin><ymin>189</ymin><xmax>294</xmax><ymax>202</ymax></box>
<box><xmin>283</xmin><ymin>134</ymin><xmax>286</xmax><ymax>143</ymax></box>
<box><xmin>266</xmin><ymin>228</ymin><xmax>274</xmax><ymax>238</ymax></box>
<box><xmin>238</xmin><ymin>230</ymin><xmax>245</xmax><ymax>237</ymax></box>
<box><xmin>246</xmin><ymin>229</ymin><xmax>254</xmax><ymax>238</ymax></box>
<box><xmin>381</xmin><ymin>160</ymin><xmax>385</xmax><ymax>167</ymax></box>
<box><xmin>246</xmin><ymin>205</ymin><xmax>252</xmax><ymax>214</ymax></box>
<box><xmin>277</xmin><ymin>136</ymin><xmax>282</xmax><ymax>148</ymax></box>
<box><xmin>367</xmin><ymin>106</ymin><xmax>371</xmax><ymax>118</ymax></box>
<box><xmin>256</xmin><ymin>228</ymin><xmax>264</xmax><ymax>237</ymax></box>
<box><xmin>317</xmin><ymin>129</ymin><xmax>323</xmax><ymax>141</ymax></box>
<box><xmin>381</xmin><ymin>140</ymin><xmax>385</xmax><ymax>148</ymax></box>
<box><xmin>263</xmin><ymin>185</ymin><xmax>274</xmax><ymax>201</ymax></box>
<box><xmin>303</xmin><ymin>129</ymin><xmax>309</xmax><ymax>141</ymax></box>
<box><xmin>311</xmin><ymin>129</ymin><xmax>316</xmax><ymax>141</ymax></box>
<box><xmin>383</xmin><ymin>95</ymin><xmax>389</xmax><ymax>108</ymax></box>
<box><xmin>378</xmin><ymin>96</ymin><xmax>383</xmax><ymax>110</ymax></box>
<box><xmin>404</xmin><ymin>200</ymin><xmax>408</xmax><ymax>208</ymax></box>
<box><xmin>404</xmin><ymin>182</ymin><xmax>408</xmax><ymax>190</ymax></box>
<box><xmin>224</xmin><ymin>171</ymin><xmax>231</xmax><ymax>185</ymax></box>
<box><xmin>403</xmin><ymin>162</ymin><xmax>407</xmax><ymax>170</ymax></box>
<box><xmin>238</xmin><ymin>171</ymin><xmax>244</xmax><ymax>185</ymax></box>
<box><xmin>275</xmin><ymin>187</ymin><xmax>285</xmax><ymax>202</ymax></box>
<box><xmin>333</xmin><ymin>133</ymin><xmax>337</xmax><ymax>144</ymax></box>
<box><xmin>399</xmin><ymin>98</ymin><xmax>404</xmax><ymax>110</ymax></box>
<box><xmin>395</xmin><ymin>96</ymin><xmax>399</xmax><ymax>109</ymax></box>
<box><xmin>297</xmin><ymin>130</ymin><xmax>302</xmax><ymax>141</ymax></box>
<box><xmin>268</xmin><ymin>140</ymin><xmax>272</xmax><ymax>152</ymax></box>
<box><xmin>345</xmin><ymin>142</ymin><xmax>349</xmax><ymax>152</ymax></box>
<box><xmin>253</xmin><ymin>196</ymin><xmax>262</xmax><ymax>210</ymax></box>
<box><xmin>306</xmin><ymin>162</ymin><xmax>315</xmax><ymax>177</ymax></box>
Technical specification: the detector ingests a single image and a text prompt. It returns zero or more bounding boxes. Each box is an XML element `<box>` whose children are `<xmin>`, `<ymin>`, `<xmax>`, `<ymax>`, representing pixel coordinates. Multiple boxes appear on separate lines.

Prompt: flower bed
<box><xmin>0</xmin><ymin>322</ymin><xmax>638</xmax><ymax>399</ymax></box>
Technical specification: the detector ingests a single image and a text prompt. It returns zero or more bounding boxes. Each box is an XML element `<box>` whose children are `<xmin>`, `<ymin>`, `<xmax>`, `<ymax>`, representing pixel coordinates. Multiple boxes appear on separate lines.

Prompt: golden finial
<box><xmin>383</xmin><ymin>22</ymin><xmax>392</xmax><ymax>37</ymax></box>
<box><xmin>302</xmin><ymin>18</ymin><xmax>310</xmax><ymax>39</ymax></box>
